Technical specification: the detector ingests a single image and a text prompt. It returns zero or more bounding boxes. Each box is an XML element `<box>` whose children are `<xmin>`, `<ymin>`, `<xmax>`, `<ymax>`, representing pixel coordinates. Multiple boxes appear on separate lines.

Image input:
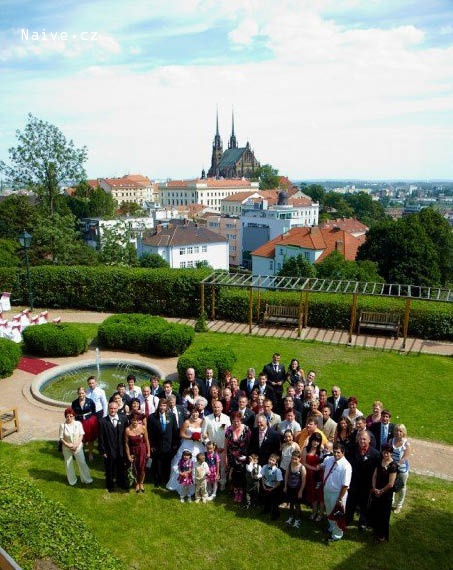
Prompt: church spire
<box><xmin>228</xmin><ymin>107</ymin><xmax>238</xmax><ymax>149</ymax></box>
<box><xmin>208</xmin><ymin>107</ymin><xmax>223</xmax><ymax>177</ymax></box>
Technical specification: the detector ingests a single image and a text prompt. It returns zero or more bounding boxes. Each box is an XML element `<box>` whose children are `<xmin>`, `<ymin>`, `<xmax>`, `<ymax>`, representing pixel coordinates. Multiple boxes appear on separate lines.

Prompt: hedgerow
<box><xmin>177</xmin><ymin>345</ymin><xmax>236</xmax><ymax>382</ymax></box>
<box><xmin>98</xmin><ymin>314</ymin><xmax>194</xmax><ymax>356</ymax></box>
<box><xmin>0</xmin><ymin>467</ymin><xmax>121</xmax><ymax>570</ymax></box>
<box><xmin>22</xmin><ymin>323</ymin><xmax>88</xmax><ymax>357</ymax></box>
<box><xmin>0</xmin><ymin>338</ymin><xmax>22</xmax><ymax>378</ymax></box>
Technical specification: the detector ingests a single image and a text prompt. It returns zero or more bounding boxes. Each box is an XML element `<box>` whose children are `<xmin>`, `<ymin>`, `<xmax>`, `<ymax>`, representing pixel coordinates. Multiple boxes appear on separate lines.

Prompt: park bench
<box><xmin>263</xmin><ymin>304</ymin><xmax>299</xmax><ymax>326</ymax></box>
<box><xmin>357</xmin><ymin>311</ymin><xmax>401</xmax><ymax>337</ymax></box>
<box><xmin>0</xmin><ymin>407</ymin><xmax>19</xmax><ymax>440</ymax></box>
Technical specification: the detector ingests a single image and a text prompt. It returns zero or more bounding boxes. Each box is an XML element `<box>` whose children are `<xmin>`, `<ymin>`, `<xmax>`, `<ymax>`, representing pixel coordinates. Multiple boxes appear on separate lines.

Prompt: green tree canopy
<box><xmin>301</xmin><ymin>184</ymin><xmax>325</xmax><ymax>204</ymax></box>
<box><xmin>139</xmin><ymin>253</ymin><xmax>170</xmax><ymax>268</ymax></box>
<box><xmin>0</xmin><ymin>194</ymin><xmax>38</xmax><ymax>239</ymax></box>
<box><xmin>277</xmin><ymin>254</ymin><xmax>316</xmax><ymax>278</ymax></box>
<box><xmin>316</xmin><ymin>250</ymin><xmax>383</xmax><ymax>282</ymax></box>
<box><xmin>0</xmin><ymin>114</ymin><xmax>88</xmax><ymax>216</ymax></box>
<box><xmin>66</xmin><ymin>181</ymin><xmax>116</xmax><ymax>219</ymax></box>
<box><xmin>0</xmin><ymin>239</ymin><xmax>20</xmax><ymax>267</ymax></box>
<box><xmin>254</xmin><ymin>164</ymin><xmax>280</xmax><ymax>190</ymax></box>
<box><xmin>99</xmin><ymin>223</ymin><xmax>137</xmax><ymax>266</ymax></box>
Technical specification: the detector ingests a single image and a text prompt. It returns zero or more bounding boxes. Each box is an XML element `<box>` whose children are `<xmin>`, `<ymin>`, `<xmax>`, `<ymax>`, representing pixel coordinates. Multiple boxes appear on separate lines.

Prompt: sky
<box><xmin>1</xmin><ymin>0</ymin><xmax>453</xmax><ymax>181</ymax></box>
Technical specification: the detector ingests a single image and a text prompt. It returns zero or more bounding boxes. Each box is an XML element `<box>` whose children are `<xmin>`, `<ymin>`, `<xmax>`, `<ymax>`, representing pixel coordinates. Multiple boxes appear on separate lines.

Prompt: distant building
<box><xmin>241</xmin><ymin>191</ymin><xmax>319</xmax><ymax>266</ymax></box>
<box><xmin>206</xmin><ymin>110</ymin><xmax>259</xmax><ymax>179</ymax></box>
<box><xmin>137</xmin><ymin>220</ymin><xmax>229</xmax><ymax>269</ymax></box>
<box><xmin>99</xmin><ymin>175</ymin><xmax>154</xmax><ymax>206</ymax></box>
<box><xmin>319</xmin><ymin>218</ymin><xmax>369</xmax><ymax>237</ymax></box>
<box><xmin>158</xmin><ymin>178</ymin><xmax>260</xmax><ymax>212</ymax></box>
<box><xmin>251</xmin><ymin>226</ymin><xmax>365</xmax><ymax>276</ymax></box>
<box><xmin>204</xmin><ymin>214</ymin><xmax>242</xmax><ymax>266</ymax></box>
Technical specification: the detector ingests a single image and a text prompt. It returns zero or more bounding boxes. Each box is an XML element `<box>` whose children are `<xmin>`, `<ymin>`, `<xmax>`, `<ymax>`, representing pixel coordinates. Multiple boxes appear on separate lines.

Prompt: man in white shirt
<box><xmin>277</xmin><ymin>409</ymin><xmax>301</xmax><ymax>437</ymax></box>
<box><xmin>126</xmin><ymin>374</ymin><xmax>142</xmax><ymax>400</ymax></box>
<box><xmin>86</xmin><ymin>376</ymin><xmax>108</xmax><ymax>418</ymax></box>
<box><xmin>204</xmin><ymin>401</ymin><xmax>231</xmax><ymax>490</ymax></box>
<box><xmin>140</xmin><ymin>386</ymin><xmax>159</xmax><ymax>418</ymax></box>
<box><xmin>321</xmin><ymin>442</ymin><xmax>352</xmax><ymax>542</ymax></box>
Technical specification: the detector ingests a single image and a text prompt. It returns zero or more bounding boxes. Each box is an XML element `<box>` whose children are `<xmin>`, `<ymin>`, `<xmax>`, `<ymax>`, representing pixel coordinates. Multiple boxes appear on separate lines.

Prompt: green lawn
<box><xmin>191</xmin><ymin>332</ymin><xmax>453</xmax><ymax>444</ymax></box>
<box><xmin>1</xmin><ymin>441</ymin><xmax>452</xmax><ymax>570</ymax></box>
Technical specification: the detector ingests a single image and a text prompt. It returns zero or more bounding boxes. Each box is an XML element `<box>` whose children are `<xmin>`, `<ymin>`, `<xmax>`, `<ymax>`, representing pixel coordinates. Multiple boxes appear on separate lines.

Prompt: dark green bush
<box><xmin>0</xmin><ymin>338</ymin><xmax>22</xmax><ymax>378</ymax></box>
<box><xmin>0</xmin><ymin>466</ymin><xmax>121</xmax><ymax>570</ymax></box>
<box><xmin>22</xmin><ymin>323</ymin><xmax>88</xmax><ymax>357</ymax></box>
<box><xmin>177</xmin><ymin>345</ymin><xmax>236</xmax><ymax>382</ymax></box>
<box><xmin>98</xmin><ymin>314</ymin><xmax>194</xmax><ymax>356</ymax></box>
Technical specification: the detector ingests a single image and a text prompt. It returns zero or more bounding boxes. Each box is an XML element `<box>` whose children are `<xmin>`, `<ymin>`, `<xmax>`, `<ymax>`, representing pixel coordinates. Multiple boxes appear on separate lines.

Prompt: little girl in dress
<box><xmin>205</xmin><ymin>441</ymin><xmax>220</xmax><ymax>501</ymax></box>
<box><xmin>178</xmin><ymin>449</ymin><xmax>194</xmax><ymax>503</ymax></box>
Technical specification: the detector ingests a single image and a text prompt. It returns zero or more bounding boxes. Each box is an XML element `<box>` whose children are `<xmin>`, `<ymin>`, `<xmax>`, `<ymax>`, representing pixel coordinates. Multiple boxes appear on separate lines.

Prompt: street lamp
<box><xmin>18</xmin><ymin>229</ymin><xmax>33</xmax><ymax>310</ymax></box>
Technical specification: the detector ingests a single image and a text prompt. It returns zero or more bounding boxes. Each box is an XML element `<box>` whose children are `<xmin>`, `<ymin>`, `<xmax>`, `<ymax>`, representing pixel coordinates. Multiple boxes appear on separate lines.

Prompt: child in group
<box><xmin>260</xmin><ymin>453</ymin><xmax>283</xmax><ymax>520</ymax></box>
<box><xmin>321</xmin><ymin>441</ymin><xmax>334</xmax><ymax>462</ymax></box>
<box><xmin>194</xmin><ymin>452</ymin><xmax>210</xmax><ymax>503</ymax></box>
<box><xmin>177</xmin><ymin>449</ymin><xmax>194</xmax><ymax>503</ymax></box>
<box><xmin>284</xmin><ymin>450</ymin><xmax>306</xmax><ymax>528</ymax></box>
<box><xmin>245</xmin><ymin>453</ymin><xmax>261</xmax><ymax>509</ymax></box>
<box><xmin>205</xmin><ymin>441</ymin><xmax>220</xmax><ymax>501</ymax></box>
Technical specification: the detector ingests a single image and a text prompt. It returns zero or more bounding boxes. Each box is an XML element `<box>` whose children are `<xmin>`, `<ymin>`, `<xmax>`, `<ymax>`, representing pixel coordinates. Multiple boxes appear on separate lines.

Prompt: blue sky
<box><xmin>1</xmin><ymin>0</ymin><xmax>452</xmax><ymax>180</ymax></box>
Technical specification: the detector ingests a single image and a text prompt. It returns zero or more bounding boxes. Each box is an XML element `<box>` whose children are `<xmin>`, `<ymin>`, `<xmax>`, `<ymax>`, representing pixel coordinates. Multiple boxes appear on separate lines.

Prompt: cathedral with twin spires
<box><xmin>205</xmin><ymin>110</ymin><xmax>260</xmax><ymax>179</ymax></box>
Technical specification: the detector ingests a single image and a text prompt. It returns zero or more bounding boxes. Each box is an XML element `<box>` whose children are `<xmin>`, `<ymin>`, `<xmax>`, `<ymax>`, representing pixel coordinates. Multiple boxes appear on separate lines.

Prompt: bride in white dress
<box><xmin>166</xmin><ymin>409</ymin><xmax>206</xmax><ymax>493</ymax></box>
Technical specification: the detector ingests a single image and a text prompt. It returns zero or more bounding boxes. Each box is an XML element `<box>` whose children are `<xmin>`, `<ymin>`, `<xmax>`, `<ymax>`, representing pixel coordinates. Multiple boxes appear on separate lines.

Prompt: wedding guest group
<box><xmin>58</xmin><ymin>354</ymin><xmax>409</xmax><ymax>545</ymax></box>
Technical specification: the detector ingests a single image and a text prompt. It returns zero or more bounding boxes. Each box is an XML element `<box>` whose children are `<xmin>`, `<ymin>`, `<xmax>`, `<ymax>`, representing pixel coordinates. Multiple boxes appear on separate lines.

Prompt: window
<box><xmin>277</xmin><ymin>263</ymin><xmax>281</xmax><ymax>270</ymax></box>
<box><xmin>187</xmin><ymin>246</ymin><xmax>193</xmax><ymax>254</ymax></box>
<box><xmin>194</xmin><ymin>246</ymin><xmax>199</xmax><ymax>253</ymax></box>
<box><xmin>202</xmin><ymin>245</ymin><xmax>207</xmax><ymax>253</ymax></box>
<box><xmin>180</xmin><ymin>248</ymin><xmax>185</xmax><ymax>255</ymax></box>
<box><xmin>180</xmin><ymin>262</ymin><xmax>186</xmax><ymax>268</ymax></box>
<box><xmin>269</xmin><ymin>260</ymin><xmax>274</xmax><ymax>270</ymax></box>
<box><xmin>187</xmin><ymin>261</ymin><xmax>194</xmax><ymax>268</ymax></box>
<box><xmin>304</xmin><ymin>252</ymin><xmax>310</xmax><ymax>260</ymax></box>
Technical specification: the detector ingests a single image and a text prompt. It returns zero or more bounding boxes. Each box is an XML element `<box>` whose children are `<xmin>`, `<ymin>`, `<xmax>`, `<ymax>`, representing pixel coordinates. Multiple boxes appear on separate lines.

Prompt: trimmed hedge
<box><xmin>177</xmin><ymin>345</ymin><xmax>237</xmax><ymax>382</ymax></box>
<box><xmin>22</xmin><ymin>323</ymin><xmax>88</xmax><ymax>357</ymax></box>
<box><xmin>0</xmin><ymin>338</ymin><xmax>22</xmax><ymax>378</ymax></box>
<box><xmin>0</xmin><ymin>466</ymin><xmax>121</xmax><ymax>570</ymax></box>
<box><xmin>215</xmin><ymin>287</ymin><xmax>453</xmax><ymax>341</ymax></box>
<box><xmin>0</xmin><ymin>266</ymin><xmax>209</xmax><ymax>316</ymax></box>
<box><xmin>98</xmin><ymin>314</ymin><xmax>194</xmax><ymax>356</ymax></box>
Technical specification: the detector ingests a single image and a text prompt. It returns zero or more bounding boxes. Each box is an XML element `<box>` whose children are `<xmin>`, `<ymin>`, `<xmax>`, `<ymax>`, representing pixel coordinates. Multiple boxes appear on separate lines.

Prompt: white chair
<box><xmin>0</xmin><ymin>292</ymin><xmax>11</xmax><ymax>312</ymax></box>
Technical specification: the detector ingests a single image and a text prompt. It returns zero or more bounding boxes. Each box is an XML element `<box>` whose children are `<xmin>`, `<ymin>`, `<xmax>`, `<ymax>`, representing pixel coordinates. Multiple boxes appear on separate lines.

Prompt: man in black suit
<box><xmin>255</xmin><ymin>373</ymin><xmax>276</xmax><ymax>406</ymax></box>
<box><xmin>327</xmin><ymin>385</ymin><xmax>349</xmax><ymax>423</ymax></box>
<box><xmin>161</xmin><ymin>380</ymin><xmax>182</xmax><ymax>405</ymax></box>
<box><xmin>200</xmin><ymin>367</ymin><xmax>218</xmax><ymax>398</ymax></box>
<box><xmin>351</xmin><ymin>416</ymin><xmax>376</xmax><ymax>450</ymax></box>
<box><xmin>150</xmin><ymin>375</ymin><xmax>164</xmax><ymax>398</ymax></box>
<box><xmin>249</xmin><ymin>413</ymin><xmax>281</xmax><ymax>466</ymax></box>
<box><xmin>178</xmin><ymin>367</ymin><xmax>203</xmax><ymax>395</ymax></box>
<box><xmin>148</xmin><ymin>399</ymin><xmax>179</xmax><ymax>487</ymax></box>
<box><xmin>239</xmin><ymin>368</ymin><xmax>257</xmax><ymax>398</ymax></box>
<box><xmin>370</xmin><ymin>410</ymin><xmax>395</xmax><ymax>451</ymax></box>
<box><xmin>98</xmin><ymin>401</ymin><xmax>128</xmax><ymax>492</ymax></box>
<box><xmin>166</xmin><ymin>395</ymin><xmax>185</xmax><ymax>441</ymax></box>
<box><xmin>262</xmin><ymin>353</ymin><xmax>286</xmax><ymax>401</ymax></box>
<box><xmin>237</xmin><ymin>395</ymin><xmax>255</xmax><ymax>429</ymax></box>
<box><xmin>346</xmin><ymin>431</ymin><xmax>380</xmax><ymax>530</ymax></box>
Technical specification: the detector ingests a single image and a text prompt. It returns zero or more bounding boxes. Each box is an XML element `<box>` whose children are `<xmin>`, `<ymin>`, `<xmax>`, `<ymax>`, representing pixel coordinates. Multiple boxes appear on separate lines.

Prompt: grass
<box><xmin>1</xmin><ymin>440</ymin><xmax>452</xmax><ymax>570</ymax></box>
<box><xmin>2</xmin><ymin>327</ymin><xmax>453</xmax><ymax>569</ymax></box>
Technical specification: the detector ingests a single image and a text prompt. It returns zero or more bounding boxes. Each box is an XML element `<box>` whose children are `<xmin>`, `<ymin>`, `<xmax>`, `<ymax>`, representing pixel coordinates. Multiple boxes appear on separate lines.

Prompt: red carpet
<box><xmin>17</xmin><ymin>357</ymin><xmax>58</xmax><ymax>375</ymax></box>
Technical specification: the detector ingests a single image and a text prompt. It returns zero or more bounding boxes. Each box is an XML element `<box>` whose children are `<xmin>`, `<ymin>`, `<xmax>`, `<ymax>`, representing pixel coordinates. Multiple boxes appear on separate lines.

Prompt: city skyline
<box><xmin>1</xmin><ymin>0</ymin><xmax>453</xmax><ymax>181</ymax></box>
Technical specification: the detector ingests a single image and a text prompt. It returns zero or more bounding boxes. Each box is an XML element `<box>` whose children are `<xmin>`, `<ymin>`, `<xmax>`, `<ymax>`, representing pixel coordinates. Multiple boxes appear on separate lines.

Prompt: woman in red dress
<box><xmin>125</xmin><ymin>413</ymin><xmax>150</xmax><ymax>493</ymax></box>
<box><xmin>302</xmin><ymin>432</ymin><xmax>324</xmax><ymax>521</ymax></box>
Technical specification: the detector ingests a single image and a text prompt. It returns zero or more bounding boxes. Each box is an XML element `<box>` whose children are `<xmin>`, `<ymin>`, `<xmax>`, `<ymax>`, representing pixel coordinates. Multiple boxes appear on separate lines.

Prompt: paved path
<box><xmin>1</xmin><ymin>308</ymin><xmax>452</xmax><ymax>481</ymax></box>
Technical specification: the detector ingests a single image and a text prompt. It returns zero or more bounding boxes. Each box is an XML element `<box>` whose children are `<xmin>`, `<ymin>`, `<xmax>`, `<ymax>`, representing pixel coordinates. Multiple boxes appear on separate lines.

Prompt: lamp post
<box><xmin>19</xmin><ymin>229</ymin><xmax>33</xmax><ymax>310</ymax></box>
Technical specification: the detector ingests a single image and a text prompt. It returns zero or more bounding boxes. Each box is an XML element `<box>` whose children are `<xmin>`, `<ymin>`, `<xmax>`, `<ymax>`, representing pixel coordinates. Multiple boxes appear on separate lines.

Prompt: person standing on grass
<box><xmin>321</xmin><ymin>442</ymin><xmax>352</xmax><ymax>542</ymax></box>
<box><xmin>98</xmin><ymin>401</ymin><xmax>128</xmax><ymax>492</ymax></box>
<box><xmin>86</xmin><ymin>376</ymin><xmax>108</xmax><ymax>419</ymax></box>
<box><xmin>59</xmin><ymin>407</ymin><xmax>93</xmax><ymax>486</ymax></box>
<box><xmin>390</xmin><ymin>424</ymin><xmax>411</xmax><ymax>514</ymax></box>
<box><xmin>284</xmin><ymin>449</ymin><xmax>306</xmax><ymax>529</ymax></box>
<box><xmin>262</xmin><ymin>353</ymin><xmax>286</xmax><ymax>401</ymax></box>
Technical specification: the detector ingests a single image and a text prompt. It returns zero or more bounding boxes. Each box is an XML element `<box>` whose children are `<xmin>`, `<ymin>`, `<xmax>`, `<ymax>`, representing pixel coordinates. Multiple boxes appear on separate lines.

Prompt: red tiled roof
<box><xmin>123</xmin><ymin>174</ymin><xmax>152</xmax><ymax>186</ymax></box>
<box><xmin>319</xmin><ymin>218</ymin><xmax>369</xmax><ymax>233</ymax></box>
<box><xmin>142</xmin><ymin>223</ymin><xmax>228</xmax><ymax>247</ymax></box>
<box><xmin>103</xmin><ymin>177</ymin><xmax>145</xmax><ymax>188</ymax></box>
<box><xmin>252</xmin><ymin>226</ymin><xmax>364</xmax><ymax>262</ymax></box>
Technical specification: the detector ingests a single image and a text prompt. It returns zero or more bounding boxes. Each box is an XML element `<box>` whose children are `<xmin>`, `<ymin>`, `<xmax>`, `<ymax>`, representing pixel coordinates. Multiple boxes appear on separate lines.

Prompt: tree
<box><xmin>99</xmin><ymin>223</ymin><xmax>137</xmax><ymax>266</ymax></box>
<box><xmin>116</xmin><ymin>201</ymin><xmax>144</xmax><ymax>216</ymax></box>
<box><xmin>67</xmin><ymin>181</ymin><xmax>116</xmax><ymax>219</ymax></box>
<box><xmin>0</xmin><ymin>239</ymin><xmax>20</xmax><ymax>267</ymax></box>
<box><xmin>302</xmin><ymin>184</ymin><xmax>325</xmax><ymax>204</ymax></box>
<box><xmin>277</xmin><ymin>254</ymin><xmax>316</xmax><ymax>278</ymax></box>
<box><xmin>254</xmin><ymin>164</ymin><xmax>280</xmax><ymax>190</ymax></box>
<box><xmin>316</xmin><ymin>250</ymin><xmax>383</xmax><ymax>282</ymax></box>
<box><xmin>0</xmin><ymin>114</ymin><xmax>88</xmax><ymax>216</ymax></box>
<box><xmin>417</xmin><ymin>208</ymin><xmax>453</xmax><ymax>285</ymax></box>
<box><xmin>0</xmin><ymin>194</ymin><xmax>38</xmax><ymax>239</ymax></box>
<box><xmin>343</xmin><ymin>192</ymin><xmax>387</xmax><ymax>226</ymax></box>
<box><xmin>357</xmin><ymin>217</ymin><xmax>442</xmax><ymax>286</ymax></box>
<box><xmin>139</xmin><ymin>253</ymin><xmax>170</xmax><ymax>268</ymax></box>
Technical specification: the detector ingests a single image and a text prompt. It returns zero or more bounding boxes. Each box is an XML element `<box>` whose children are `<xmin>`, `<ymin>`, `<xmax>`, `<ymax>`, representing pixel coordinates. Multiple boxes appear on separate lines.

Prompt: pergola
<box><xmin>200</xmin><ymin>272</ymin><xmax>453</xmax><ymax>349</ymax></box>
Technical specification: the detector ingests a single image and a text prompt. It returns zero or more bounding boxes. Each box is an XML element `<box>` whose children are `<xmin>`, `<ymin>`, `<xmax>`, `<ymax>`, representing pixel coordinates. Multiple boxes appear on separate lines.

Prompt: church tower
<box><xmin>228</xmin><ymin>109</ymin><xmax>238</xmax><ymax>149</ymax></box>
<box><xmin>208</xmin><ymin>110</ymin><xmax>223</xmax><ymax>177</ymax></box>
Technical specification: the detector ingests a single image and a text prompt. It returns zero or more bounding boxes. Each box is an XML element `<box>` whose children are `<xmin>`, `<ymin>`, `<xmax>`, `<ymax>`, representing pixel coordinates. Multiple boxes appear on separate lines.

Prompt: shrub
<box><xmin>22</xmin><ymin>323</ymin><xmax>88</xmax><ymax>357</ymax></box>
<box><xmin>194</xmin><ymin>311</ymin><xmax>209</xmax><ymax>332</ymax></box>
<box><xmin>0</xmin><ymin>466</ymin><xmax>121</xmax><ymax>570</ymax></box>
<box><xmin>0</xmin><ymin>338</ymin><xmax>22</xmax><ymax>378</ymax></box>
<box><xmin>98</xmin><ymin>314</ymin><xmax>194</xmax><ymax>356</ymax></box>
<box><xmin>177</xmin><ymin>345</ymin><xmax>236</xmax><ymax>382</ymax></box>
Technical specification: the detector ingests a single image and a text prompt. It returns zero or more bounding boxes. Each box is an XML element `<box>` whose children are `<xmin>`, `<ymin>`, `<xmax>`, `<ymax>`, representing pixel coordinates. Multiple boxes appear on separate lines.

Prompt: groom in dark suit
<box><xmin>98</xmin><ymin>401</ymin><xmax>128</xmax><ymax>492</ymax></box>
<box><xmin>249</xmin><ymin>413</ymin><xmax>281</xmax><ymax>466</ymax></box>
<box><xmin>148</xmin><ymin>399</ymin><xmax>179</xmax><ymax>487</ymax></box>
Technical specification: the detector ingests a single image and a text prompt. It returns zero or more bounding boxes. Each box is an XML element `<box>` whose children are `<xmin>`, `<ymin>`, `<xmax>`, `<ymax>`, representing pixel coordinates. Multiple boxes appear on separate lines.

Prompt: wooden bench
<box><xmin>263</xmin><ymin>304</ymin><xmax>299</xmax><ymax>326</ymax></box>
<box><xmin>0</xmin><ymin>408</ymin><xmax>19</xmax><ymax>440</ymax></box>
<box><xmin>357</xmin><ymin>311</ymin><xmax>401</xmax><ymax>337</ymax></box>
